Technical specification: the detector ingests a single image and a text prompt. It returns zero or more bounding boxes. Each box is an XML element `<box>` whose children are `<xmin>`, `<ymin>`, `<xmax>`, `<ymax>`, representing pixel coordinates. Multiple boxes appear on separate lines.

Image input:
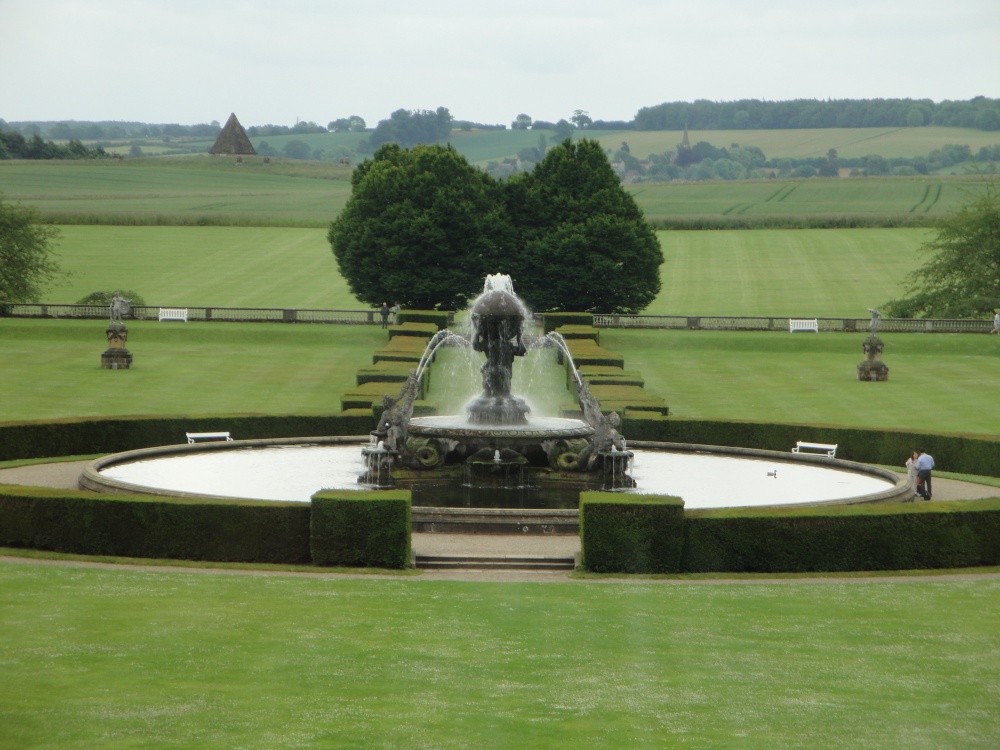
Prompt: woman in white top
<box><xmin>905</xmin><ymin>451</ymin><xmax>919</xmax><ymax>499</ymax></box>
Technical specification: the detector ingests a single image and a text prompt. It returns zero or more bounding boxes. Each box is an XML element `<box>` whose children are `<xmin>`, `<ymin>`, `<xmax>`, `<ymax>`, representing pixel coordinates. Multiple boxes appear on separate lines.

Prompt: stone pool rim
<box><xmin>80</xmin><ymin>436</ymin><xmax>911</xmax><ymax>508</ymax></box>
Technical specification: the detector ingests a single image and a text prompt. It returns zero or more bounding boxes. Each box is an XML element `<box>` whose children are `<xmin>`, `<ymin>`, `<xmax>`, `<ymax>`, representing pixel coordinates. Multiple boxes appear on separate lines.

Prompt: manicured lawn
<box><xmin>48</xmin><ymin>225</ymin><xmax>356</xmax><ymax>308</ymax></box>
<box><xmin>649</xmin><ymin>228</ymin><xmax>924</xmax><ymax>317</ymax></box>
<box><xmin>0</xmin><ymin>319</ymin><xmax>384</xmax><ymax>421</ymax></box>
<box><xmin>605</xmin><ymin>329</ymin><xmax>1000</xmax><ymax>436</ymax></box>
<box><xmin>1</xmin><ymin>564</ymin><xmax>997</xmax><ymax>749</ymax></box>
<box><xmin>37</xmin><ymin>225</ymin><xmax>924</xmax><ymax>315</ymax></box>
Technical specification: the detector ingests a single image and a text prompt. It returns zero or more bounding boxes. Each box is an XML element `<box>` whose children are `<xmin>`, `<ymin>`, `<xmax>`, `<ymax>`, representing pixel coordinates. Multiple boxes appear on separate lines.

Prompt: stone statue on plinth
<box><xmin>857</xmin><ymin>308</ymin><xmax>888</xmax><ymax>381</ymax></box>
<box><xmin>102</xmin><ymin>294</ymin><xmax>133</xmax><ymax>369</ymax></box>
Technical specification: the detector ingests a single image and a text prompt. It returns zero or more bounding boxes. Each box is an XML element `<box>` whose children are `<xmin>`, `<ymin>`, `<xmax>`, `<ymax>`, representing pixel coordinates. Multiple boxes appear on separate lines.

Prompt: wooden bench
<box><xmin>186</xmin><ymin>431</ymin><xmax>233</xmax><ymax>444</ymax></box>
<box><xmin>159</xmin><ymin>308</ymin><xmax>189</xmax><ymax>322</ymax></box>
<box><xmin>789</xmin><ymin>318</ymin><xmax>819</xmax><ymax>333</ymax></box>
<box><xmin>792</xmin><ymin>441</ymin><xmax>837</xmax><ymax>458</ymax></box>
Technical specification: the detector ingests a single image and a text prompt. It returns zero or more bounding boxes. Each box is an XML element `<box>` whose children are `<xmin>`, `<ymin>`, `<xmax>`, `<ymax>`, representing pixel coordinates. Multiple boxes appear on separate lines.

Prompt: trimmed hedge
<box><xmin>396</xmin><ymin>310</ymin><xmax>450</xmax><ymax>331</ymax></box>
<box><xmin>0</xmin><ymin>414</ymin><xmax>373</xmax><ymax>463</ymax></box>
<box><xmin>621</xmin><ymin>417</ymin><xmax>1000</xmax><ymax>479</ymax></box>
<box><xmin>554</xmin><ymin>325</ymin><xmax>600</xmax><ymax>344</ymax></box>
<box><xmin>311</xmin><ymin>490</ymin><xmax>411</xmax><ymax>568</ymax></box>
<box><xmin>388</xmin><ymin>323</ymin><xmax>438</xmax><ymax>339</ymax></box>
<box><xmin>543</xmin><ymin>312</ymin><xmax>594</xmax><ymax>334</ymax></box>
<box><xmin>0</xmin><ymin>485</ymin><xmax>311</xmax><ymax>563</ymax></box>
<box><xmin>580</xmin><ymin>491</ymin><xmax>684</xmax><ymax>573</ymax></box>
<box><xmin>681</xmin><ymin>499</ymin><xmax>1000</xmax><ymax>573</ymax></box>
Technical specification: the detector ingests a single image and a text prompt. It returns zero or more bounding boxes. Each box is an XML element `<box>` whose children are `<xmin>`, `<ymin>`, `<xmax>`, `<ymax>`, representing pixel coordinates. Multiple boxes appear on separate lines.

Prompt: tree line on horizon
<box><xmin>3</xmin><ymin>97</ymin><xmax>998</xmax><ymax>145</ymax></box>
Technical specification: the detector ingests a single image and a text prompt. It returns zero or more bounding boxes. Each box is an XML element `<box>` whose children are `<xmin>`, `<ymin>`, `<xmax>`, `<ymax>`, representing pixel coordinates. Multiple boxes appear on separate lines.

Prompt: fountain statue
<box><xmin>858</xmin><ymin>308</ymin><xmax>889</xmax><ymax>381</ymax></box>
<box><xmin>361</xmin><ymin>275</ymin><xmax>633</xmax><ymax>492</ymax></box>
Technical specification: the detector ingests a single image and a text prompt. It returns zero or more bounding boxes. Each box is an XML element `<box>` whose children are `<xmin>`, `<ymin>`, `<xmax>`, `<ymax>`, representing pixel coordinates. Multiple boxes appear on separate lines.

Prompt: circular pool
<box><xmin>83</xmin><ymin>438</ymin><xmax>906</xmax><ymax>510</ymax></box>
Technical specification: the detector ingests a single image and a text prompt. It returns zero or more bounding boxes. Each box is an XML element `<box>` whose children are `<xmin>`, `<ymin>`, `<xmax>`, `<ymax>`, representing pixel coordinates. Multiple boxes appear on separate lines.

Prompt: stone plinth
<box><xmin>857</xmin><ymin>333</ymin><xmax>887</xmax><ymax>381</ymax></box>
<box><xmin>102</xmin><ymin>324</ymin><xmax>133</xmax><ymax>369</ymax></box>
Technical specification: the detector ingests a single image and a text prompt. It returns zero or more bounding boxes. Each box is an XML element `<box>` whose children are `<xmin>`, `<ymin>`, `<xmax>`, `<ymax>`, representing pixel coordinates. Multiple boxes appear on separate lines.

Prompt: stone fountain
<box><xmin>362</xmin><ymin>275</ymin><xmax>633</xmax><ymax>493</ymax></box>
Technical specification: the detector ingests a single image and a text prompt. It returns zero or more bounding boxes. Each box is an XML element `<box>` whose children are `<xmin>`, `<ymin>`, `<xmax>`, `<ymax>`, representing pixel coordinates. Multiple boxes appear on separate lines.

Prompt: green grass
<box><xmin>2</xmin><ymin>156</ymin><xmax>990</xmax><ymax>229</ymax></box>
<box><xmin>0</xmin><ymin>157</ymin><xmax>353</xmax><ymax>226</ymax></box>
<box><xmin>4</xmin><ymin>320</ymin><xmax>999</xmax><ymax>437</ymax></box>
<box><xmin>649</xmin><ymin>228</ymin><xmax>924</xmax><ymax>316</ymax></box>
<box><xmin>632</xmin><ymin>178</ymin><xmax>980</xmax><ymax>225</ymax></box>
<box><xmin>48</xmin><ymin>225</ymin><xmax>356</xmax><ymax>307</ymax></box>
<box><xmin>604</xmin><ymin>330</ymin><xmax>1000</xmax><ymax>436</ymax></box>
<box><xmin>37</xmin><ymin>225</ymin><xmax>924</xmax><ymax>313</ymax></box>
<box><xmin>0</xmin><ymin>319</ymin><xmax>384</xmax><ymax>421</ymax></box>
<box><xmin>1</xmin><ymin>563</ymin><xmax>997</xmax><ymax>749</ymax></box>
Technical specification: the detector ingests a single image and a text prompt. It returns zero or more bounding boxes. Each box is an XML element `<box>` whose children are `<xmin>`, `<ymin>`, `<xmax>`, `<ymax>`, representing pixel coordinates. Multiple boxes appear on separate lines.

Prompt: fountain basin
<box><xmin>83</xmin><ymin>438</ymin><xmax>908</xmax><ymax>511</ymax></box>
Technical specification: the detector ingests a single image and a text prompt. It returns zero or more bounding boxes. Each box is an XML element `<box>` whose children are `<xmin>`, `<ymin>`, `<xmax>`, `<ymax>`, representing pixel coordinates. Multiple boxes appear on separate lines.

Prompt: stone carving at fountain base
<box><xmin>101</xmin><ymin>324</ymin><xmax>133</xmax><ymax>370</ymax></box>
<box><xmin>857</xmin><ymin>334</ymin><xmax>889</xmax><ymax>381</ymax></box>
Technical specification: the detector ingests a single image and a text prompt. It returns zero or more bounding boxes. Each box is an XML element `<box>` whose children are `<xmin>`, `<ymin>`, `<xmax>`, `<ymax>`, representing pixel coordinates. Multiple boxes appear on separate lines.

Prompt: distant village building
<box><xmin>209</xmin><ymin>113</ymin><xmax>256</xmax><ymax>156</ymax></box>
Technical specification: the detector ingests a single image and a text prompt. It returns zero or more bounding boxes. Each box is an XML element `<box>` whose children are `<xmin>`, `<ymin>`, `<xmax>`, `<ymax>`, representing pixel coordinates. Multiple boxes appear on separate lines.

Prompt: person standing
<box><xmin>915</xmin><ymin>448</ymin><xmax>935</xmax><ymax>500</ymax></box>
<box><xmin>391</xmin><ymin>302</ymin><xmax>401</xmax><ymax>325</ymax></box>
<box><xmin>905</xmin><ymin>451</ymin><xmax>919</xmax><ymax>500</ymax></box>
<box><xmin>379</xmin><ymin>302</ymin><xmax>389</xmax><ymax>329</ymax></box>
<box><xmin>992</xmin><ymin>310</ymin><xmax>1000</xmax><ymax>335</ymax></box>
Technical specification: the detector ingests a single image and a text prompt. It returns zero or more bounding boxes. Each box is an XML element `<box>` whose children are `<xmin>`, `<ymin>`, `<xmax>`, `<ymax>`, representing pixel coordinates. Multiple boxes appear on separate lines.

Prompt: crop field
<box><xmin>105</xmin><ymin>125</ymin><xmax>1000</xmax><ymax>165</ymax></box>
<box><xmin>2</xmin><ymin>153</ymin><xmax>991</xmax><ymax>229</ymax></box>
<box><xmin>0</xmin><ymin>158</ymin><xmax>353</xmax><ymax>226</ymax></box>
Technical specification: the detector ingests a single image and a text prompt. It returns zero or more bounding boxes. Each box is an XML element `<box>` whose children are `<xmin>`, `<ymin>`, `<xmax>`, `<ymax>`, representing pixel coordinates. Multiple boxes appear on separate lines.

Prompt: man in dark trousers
<box><xmin>379</xmin><ymin>302</ymin><xmax>389</xmax><ymax>329</ymax></box>
<box><xmin>915</xmin><ymin>448</ymin><xmax>935</xmax><ymax>500</ymax></box>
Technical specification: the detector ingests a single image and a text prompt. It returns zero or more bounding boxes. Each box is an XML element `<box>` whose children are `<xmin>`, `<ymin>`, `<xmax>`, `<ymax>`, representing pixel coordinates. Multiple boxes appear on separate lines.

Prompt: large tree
<box><xmin>0</xmin><ymin>195</ymin><xmax>63</xmax><ymax>303</ymax></box>
<box><xmin>503</xmin><ymin>139</ymin><xmax>663</xmax><ymax>313</ymax></box>
<box><xmin>883</xmin><ymin>179</ymin><xmax>1000</xmax><ymax>318</ymax></box>
<box><xmin>329</xmin><ymin>144</ymin><xmax>513</xmax><ymax>310</ymax></box>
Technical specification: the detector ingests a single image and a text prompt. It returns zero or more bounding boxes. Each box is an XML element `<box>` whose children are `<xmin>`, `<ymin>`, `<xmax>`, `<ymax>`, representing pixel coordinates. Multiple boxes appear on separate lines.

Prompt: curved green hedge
<box><xmin>0</xmin><ymin>414</ymin><xmax>374</xmax><ymax>463</ymax></box>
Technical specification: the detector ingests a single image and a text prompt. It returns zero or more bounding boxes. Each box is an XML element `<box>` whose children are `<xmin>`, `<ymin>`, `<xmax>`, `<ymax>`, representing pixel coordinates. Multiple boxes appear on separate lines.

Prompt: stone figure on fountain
<box><xmin>574</xmin><ymin>380</ymin><xmax>629</xmax><ymax>471</ymax></box>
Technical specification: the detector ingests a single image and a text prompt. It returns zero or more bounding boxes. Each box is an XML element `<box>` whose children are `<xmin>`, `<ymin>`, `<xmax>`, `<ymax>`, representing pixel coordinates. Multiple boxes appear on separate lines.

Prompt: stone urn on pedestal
<box><xmin>857</xmin><ymin>308</ymin><xmax>887</xmax><ymax>381</ymax></box>
<box><xmin>101</xmin><ymin>295</ymin><xmax>133</xmax><ymax>370</ymax></box>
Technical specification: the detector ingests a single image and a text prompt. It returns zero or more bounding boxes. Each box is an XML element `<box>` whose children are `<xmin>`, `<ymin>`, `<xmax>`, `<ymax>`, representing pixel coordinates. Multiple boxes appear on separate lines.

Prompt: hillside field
<box><xmin>1</xmin><ymin>157</ymin><xmax>989</xmax><ymax>230</ymax></box>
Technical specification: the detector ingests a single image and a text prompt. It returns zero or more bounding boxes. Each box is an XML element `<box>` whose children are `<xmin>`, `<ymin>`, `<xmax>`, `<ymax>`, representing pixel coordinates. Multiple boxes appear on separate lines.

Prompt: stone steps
<box><xmin>415</xmin><ymin>554</ymin><xmax>576</xmax><ymax>571</ymax></box>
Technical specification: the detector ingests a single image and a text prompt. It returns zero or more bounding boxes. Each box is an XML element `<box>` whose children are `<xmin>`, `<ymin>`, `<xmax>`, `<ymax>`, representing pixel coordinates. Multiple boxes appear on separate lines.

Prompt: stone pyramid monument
<box><xmin>209</xmin><ymin>113</ymin><xmax>256</xmax><ymax>155</ymax></box>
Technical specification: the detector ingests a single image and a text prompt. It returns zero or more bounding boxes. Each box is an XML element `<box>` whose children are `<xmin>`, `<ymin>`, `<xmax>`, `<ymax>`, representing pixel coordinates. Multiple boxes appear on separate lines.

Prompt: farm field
<box><xmin>1</xmin><ymin>563</ymin><xmax>998</xmax><ymax>749</ymax></box>
<box><xmin>37</xmin><ymin>225</ymin><xmax>923</xmax><ymax>315</ymax></box>
<box><xmin>0</xmin><ymin>157</ymin><xmax>989</xmax><ymax>227</ymax></box>
<box><xmin>91</xmin><ymin>125</ymin><xmax>1000</xmax><ymax>166</ymax></box>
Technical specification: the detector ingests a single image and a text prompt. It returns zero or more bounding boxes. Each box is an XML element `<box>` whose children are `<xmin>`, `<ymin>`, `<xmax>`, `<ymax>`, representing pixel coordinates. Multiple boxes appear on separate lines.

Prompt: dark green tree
<box><xmin>503</xmin><ymin>139</ymin><xmax>663</xmax><ymax>313</ymax></box>
<box><xmin>0</xmin><ymin>195</ymin><xmax>63</xmax><ymax>303</ymax></box>
<box><xmin>883</xmin><ymin>179</ymin><xmax>1000</xmax><ymax>318</ymax></box>
<box><xmin>328</xmin><ymin>144</ymin><xmax>513</xmax><ymax>310</ymax></box>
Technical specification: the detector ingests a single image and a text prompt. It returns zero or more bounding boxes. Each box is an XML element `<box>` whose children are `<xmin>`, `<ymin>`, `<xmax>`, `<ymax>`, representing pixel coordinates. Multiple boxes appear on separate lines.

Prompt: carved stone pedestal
<box><xmin>857</xmin><ymin>334</ymin><xmax>888</xmax><ymax>381</ymax></box>
<box><xmin>101</xmin><ymin>324</ymin><xmax>133</xmax><ymax>369</ymax></box>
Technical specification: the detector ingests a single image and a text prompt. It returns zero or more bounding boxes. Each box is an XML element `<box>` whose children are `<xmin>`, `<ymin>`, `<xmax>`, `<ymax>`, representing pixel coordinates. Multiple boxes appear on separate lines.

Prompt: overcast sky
<box><xmin>2</xmin><ymin>0</ymin><xmax>998</xmax><ymax>128</ymax></box>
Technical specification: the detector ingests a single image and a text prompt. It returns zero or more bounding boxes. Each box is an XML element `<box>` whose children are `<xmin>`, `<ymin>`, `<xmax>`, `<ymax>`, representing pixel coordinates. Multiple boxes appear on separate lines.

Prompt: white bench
<box><xmin>789</xmin><ymin>318</ymin><xmax>819</xmax><ymax>333</ymax></box>
<box><xmin>792</xmin><ymin>441</ymin><xmax>837</xmax><ymax>458</ymax></box>
<box><xmin>186</xmin><ymin>431</ymin><xmax>233</xmax><ymax>444</ymax></box>
<box><xmin>159</xmin><ymin>308</ymin><xmax>189</xmax><ymax>322</ymax></box>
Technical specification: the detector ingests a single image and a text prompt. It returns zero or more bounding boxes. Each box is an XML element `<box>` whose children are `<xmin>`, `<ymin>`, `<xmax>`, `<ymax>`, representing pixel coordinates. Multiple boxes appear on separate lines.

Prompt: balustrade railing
<box><xmin>2</xmin><ymin>304</ymin><xmax>991</xmax><ymax>333</ymax></box>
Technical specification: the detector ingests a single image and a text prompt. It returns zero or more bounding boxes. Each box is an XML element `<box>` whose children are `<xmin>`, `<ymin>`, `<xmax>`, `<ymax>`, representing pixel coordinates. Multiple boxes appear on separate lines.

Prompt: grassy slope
<box><xmin>1</xmin><ymin>565</ymin><xmax>997</xmax><ymax>749</ymax></box>
<box><xmin>0</xmin><ymin>319</ymin><xmax>384</xmax><ymax>421</ymax></box>
<box><xmin>50</xmin><ymin>225</ymin><xmax>355</xmax><ymax>308</ymax></box>
<box><xmin>604</xmin><ymin>329</ymin><xmax>1000</xmax><ymax>436</ymax></box>
<box><xmin>41</xmin><ymin>225</ymin><xmax>922</xmax><ymax>314</ymax></box>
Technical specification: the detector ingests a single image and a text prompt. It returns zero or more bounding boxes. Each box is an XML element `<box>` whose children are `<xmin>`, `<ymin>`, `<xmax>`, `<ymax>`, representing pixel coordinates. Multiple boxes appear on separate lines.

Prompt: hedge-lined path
<box><xmin>2</xmin><ymin>460</ymin><xmax>998</xmax><ymax>584</ymax></box>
